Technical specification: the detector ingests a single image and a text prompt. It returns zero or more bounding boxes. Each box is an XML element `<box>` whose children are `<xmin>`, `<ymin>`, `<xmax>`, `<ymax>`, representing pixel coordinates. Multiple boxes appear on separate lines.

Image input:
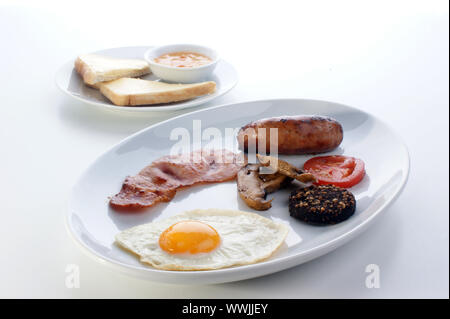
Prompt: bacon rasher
<box><xmin>110</xmin><ymin>149</ymin><xmax>242</xmax><ymax>210</ymax></box>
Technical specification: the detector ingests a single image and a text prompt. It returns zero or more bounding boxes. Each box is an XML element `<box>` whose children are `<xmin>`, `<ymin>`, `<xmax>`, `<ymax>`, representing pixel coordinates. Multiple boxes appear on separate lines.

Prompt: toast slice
<box><xmin>99</xmin><ymin>78</ymin><xmax>216</xmax><ymax>106</ymax></box>
<box><xmin>75</xmin><ymin>54</ymin><xmax>150</xmax><ymax>85</ymax></box>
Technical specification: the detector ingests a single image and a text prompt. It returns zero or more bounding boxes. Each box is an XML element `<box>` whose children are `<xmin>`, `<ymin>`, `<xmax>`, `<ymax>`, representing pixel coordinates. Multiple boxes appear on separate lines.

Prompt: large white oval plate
<box><xmin>55</xmin><ymin>46</ymin><xmax>238</xmax><ymax>113</ymax></box>
<box><xmin>67</xmin><ymin>99</ymin><xmax>409</xmax><ymax>284</ymax></box>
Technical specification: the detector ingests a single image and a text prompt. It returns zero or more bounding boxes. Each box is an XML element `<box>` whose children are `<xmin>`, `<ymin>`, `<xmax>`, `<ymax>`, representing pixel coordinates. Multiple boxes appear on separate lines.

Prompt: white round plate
<box><xmin>67</xmin><ymin>99</ymin><xmax>409</xmax><ymax>284</ymax></box>
<box><xmin>55</xmin><ymin>46</ymin><xmax>238</xmax><ymax>112</ymax></box>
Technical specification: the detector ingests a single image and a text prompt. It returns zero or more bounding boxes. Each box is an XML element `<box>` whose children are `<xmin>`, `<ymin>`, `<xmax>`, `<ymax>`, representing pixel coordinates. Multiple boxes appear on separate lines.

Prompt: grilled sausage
<box><xmin>237</xmin><ymin>115</ymin><xmax>343</xmax><ymax>155</ymax></box>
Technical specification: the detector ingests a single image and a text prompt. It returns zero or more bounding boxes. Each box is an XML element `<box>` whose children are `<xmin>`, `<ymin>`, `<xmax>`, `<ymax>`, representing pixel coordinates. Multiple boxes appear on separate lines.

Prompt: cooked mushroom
<box><xmin>257</xmin><ymin>154</ymin><xmax>316</xmax><ymax>184</ymax></box>
<box><xmin>260</xmin><ymin>172</ymin><xmax>291</xmax><ymax>193</ymax></box>
<box><xmin>237</xmin><ymin>163</ymin><xmax>291</xmax><ymax>211</ymax></box>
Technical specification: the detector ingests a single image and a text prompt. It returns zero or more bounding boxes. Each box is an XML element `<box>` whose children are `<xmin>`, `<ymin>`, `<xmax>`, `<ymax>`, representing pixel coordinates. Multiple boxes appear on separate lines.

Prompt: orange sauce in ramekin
<box><xmin>154</xmin><ymin>51</ymin><xmax>212</xmax><ymax>68</ymax></box>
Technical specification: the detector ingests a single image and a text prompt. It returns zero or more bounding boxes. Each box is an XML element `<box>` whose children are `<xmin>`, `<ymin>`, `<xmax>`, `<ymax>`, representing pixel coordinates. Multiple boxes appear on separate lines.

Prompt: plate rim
<box><xmin>55</xmin><ymin>46</ymin><xmax>239</xmax><ymax>113</ymax></box>
<box><xmin>66</xmin><ymin>98</ymin><xmax>410</xmax><ymax>284</ymax></box>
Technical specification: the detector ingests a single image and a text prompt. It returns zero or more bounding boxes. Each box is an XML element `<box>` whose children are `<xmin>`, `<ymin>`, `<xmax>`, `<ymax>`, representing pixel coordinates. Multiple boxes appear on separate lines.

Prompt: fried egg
<box><xmin>115</xmin><ymin>209</ymin><xmax>289</xmax><ymax>271</ymax></box>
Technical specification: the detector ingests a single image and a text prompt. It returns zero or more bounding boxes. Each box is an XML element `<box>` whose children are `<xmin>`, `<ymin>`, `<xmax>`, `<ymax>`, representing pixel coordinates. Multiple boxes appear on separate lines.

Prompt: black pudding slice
<box><xmin>289</xmin><ymin>185</ymin><xmax>356</xmax><ymax>225</ymax></box>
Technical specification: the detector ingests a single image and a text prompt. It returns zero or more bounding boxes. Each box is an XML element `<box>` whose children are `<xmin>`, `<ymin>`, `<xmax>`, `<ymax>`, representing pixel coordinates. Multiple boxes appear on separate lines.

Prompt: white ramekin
<box><xmin>144</xmin><ymin>44</ymin><xmax>219</xmax><ymax>83</ymax></box>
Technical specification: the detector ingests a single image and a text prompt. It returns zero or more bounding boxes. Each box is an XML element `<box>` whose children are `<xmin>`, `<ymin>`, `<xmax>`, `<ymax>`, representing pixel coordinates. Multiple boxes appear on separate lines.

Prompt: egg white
<box><xmin>115</xmin><ymin>209</ymin><xmax>289</xmax><ymax>271</ymax></box>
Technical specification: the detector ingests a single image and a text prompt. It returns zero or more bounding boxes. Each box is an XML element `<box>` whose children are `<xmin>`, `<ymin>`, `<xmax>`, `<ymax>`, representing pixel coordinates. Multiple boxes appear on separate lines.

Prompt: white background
<box><xmin>0</xmin><ymin>0</ymin><xmax>448</xmax><ymax>298</ymax></box>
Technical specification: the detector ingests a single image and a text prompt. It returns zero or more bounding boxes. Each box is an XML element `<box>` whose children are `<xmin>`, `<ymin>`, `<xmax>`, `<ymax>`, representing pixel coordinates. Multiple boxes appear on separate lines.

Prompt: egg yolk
<box><xmin>159</xmin><ymin>220</ymin><xmax>220</xmax><ymax>254</ymax></box>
